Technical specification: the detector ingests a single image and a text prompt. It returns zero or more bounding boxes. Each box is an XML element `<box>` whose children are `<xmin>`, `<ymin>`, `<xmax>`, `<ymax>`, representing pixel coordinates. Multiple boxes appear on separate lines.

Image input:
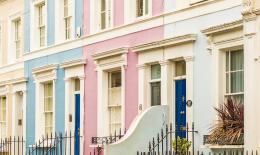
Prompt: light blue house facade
<box><xmin>23</xmin><ymin>0</ymin><xmax>84</xmax><ymax>150</ymax></box>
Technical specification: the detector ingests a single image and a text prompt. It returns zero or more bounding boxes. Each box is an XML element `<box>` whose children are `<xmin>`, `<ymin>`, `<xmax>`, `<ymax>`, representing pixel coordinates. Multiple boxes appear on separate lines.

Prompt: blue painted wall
<box><xmin>25</xmin><ymin>48</ymin><xmax>83</xmax><ymax>146</ymax></box>
<box><xmin>163</xmin><ymin>4</ymin><xmax>243</xmax><ymax>150</ymax></box>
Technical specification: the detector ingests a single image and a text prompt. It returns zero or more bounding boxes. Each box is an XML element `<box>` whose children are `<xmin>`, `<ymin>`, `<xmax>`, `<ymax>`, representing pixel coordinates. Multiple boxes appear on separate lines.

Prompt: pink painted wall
<box><xmin>83</xmin><ymin>0</ymin><xmax>164</xmax><ymax>154</ymax></box>
<box><xmin>152</xmin><ymin>0</ymin><xmax>164</xmax><ymax>15</ymax></box>
<box><xmin>83</xmin><ymin>0</ymin><xmax>164</xmax><ymax>35</ymax></box>
<box><xmin>114</xmin><ymin>0</ymin><xmax>124</xmax><ymax>26</ymax></box>
<box><xmin>83</xmin><ymin>26</ymin><xmax>164</xmax><ymax>155</ymax></box>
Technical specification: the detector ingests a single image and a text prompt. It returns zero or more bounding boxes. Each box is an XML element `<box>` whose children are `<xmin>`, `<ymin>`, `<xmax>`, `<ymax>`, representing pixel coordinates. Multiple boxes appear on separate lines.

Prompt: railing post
<box><xmin>192</xmin><ymin>122</ymin><xmax>195</xmax><ymax>155</ymax></box>
<box><xmin>170</xmin><ymin>123</ymin><xmax>172</xmax><ymax>155</ymax></box>
<box><xmin>161</xmin><ymin>129</ymin><xmax>164</xmax><ymax>155</ymax></box>
<box><xmin>166</xmin><ymin>124</ymin><xmax>168</xmax><ymax>155</ymax></box>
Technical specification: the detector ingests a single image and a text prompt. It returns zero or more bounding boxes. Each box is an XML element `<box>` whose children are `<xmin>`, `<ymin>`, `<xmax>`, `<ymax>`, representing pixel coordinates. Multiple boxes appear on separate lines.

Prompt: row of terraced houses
<box><xmin>0</xmin><ymin>0</ymin><xmax>259</xmax><ymax>154</ymax></box>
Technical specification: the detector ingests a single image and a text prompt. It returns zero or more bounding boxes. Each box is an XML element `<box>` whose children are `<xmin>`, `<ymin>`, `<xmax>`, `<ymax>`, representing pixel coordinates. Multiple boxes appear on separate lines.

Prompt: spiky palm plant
<box><xmin>207</xmin><ymin>99</ymin><xmax>244</xmax><ymax>145</ymax></box>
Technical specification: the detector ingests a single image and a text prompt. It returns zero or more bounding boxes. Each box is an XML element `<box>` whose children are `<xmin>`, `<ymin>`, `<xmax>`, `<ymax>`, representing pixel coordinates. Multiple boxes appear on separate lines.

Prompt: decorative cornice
<box><xmin>132</xmin><ymin>34</ymin><xmax>197</xmax><ymax>53</ymax></box>
<box><xmin>201</xmin><ymin>20</ymin><xmax>243</xmax><ymax>35</ymax></box>
<box><xmin>60</xmin><ymin>59</ymin><xmax>87</xmax><ymax>69</ymax></box>
<box><xmin>32</xmin><ymin>64</ymin><xmax>58</xmax><ymax>75</ymax></box>
<box><xmin>92</xmin><ymin>47</ymin><xmax>128</xmax><ymax>60</ymax></box>
<box><xmin>0</xmin><ymin>77</ymin><xmax>27</xmax><ymax>87</ymax></box>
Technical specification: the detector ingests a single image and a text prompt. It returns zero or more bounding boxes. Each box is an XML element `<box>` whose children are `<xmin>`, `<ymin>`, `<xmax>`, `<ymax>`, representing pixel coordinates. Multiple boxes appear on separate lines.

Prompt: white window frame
<box><xmin>99</xmin><ymin>0</ymin><xmax>113</xmax><ymax>30</ymax></box>
<box><xmin>224</xmin><ymin>50</ymin><xmax>244</xmax><ymax>102</ymax></box>
<box><xmin>33</xmin><ymin>64</ymin><xmax>57</xmax><ymax>140</ymax></box>
<box><xmin>89</xmin><ymin>0</ymin><xmax>113</xmax><ymax>33</ymax></box>
<box><xmin>0</xmin><ymin>96</ymin><xmax>7</xmax><ymax>138</ymax></box>
<box><xmin>64</xmin><ymin>0</ymin><xmax>73</xmax><ymax>40</ymax></box>
<box><xmin>61</xmin><ymin>59</ymin><xmax>86</xmax><ymax>155</ymax></box>
<box><xmin>31</xmin><ymin>0</ymin><xmax>47</xmax><ymax>50</ymax></box>
<box><xmin>43</xmin><ymin>82</ymin><xmax>54</xmax><ymax>135</ymax></box>
<box><xmin>14</xmin><ymin>19</ymin><xmax>21</xmax><ymax>59</ymax></box>
<box><xmin>7</xmin><ymin>12</ymin><xmax>23</xmax><ymax>64</ymax></box>
<box><xmin>108</xmin><ymin>71</ymin><xmax>122</xmax><ymax>135</ymax></box>
<box><xmin>54</xmin><ymin>0</ymin><xmax>75</xmax><ymax>43</ymax></box>
<box><xmin>149</xmin><ymin>63</ymin><xmax>161</xmax><ymax>106</ymax></box>
<box><xmin>124</xmin><ymin>0</ymin><xmax>152</xmax><ymax>24</ymax></box>
<box><xmin>0</xmin><ymin>22</ymin><xmax>2</xmax><ymax>66</ymax></box>
<box><xmin>212</xmin><ymin>37</ymin><xmax>244</xmax><ymax>108</ymax></box>
<box><xmin>93</xmin><ymin>48</ymin><xmax>127</xmax><ymax>137</ymax></box>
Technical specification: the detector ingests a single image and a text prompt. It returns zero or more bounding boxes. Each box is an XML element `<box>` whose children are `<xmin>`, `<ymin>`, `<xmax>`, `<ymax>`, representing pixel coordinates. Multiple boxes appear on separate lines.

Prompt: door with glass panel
<box><xmin>150</xmin><ymin>64</ymin><xmax>161</xmax><ymax>106</ymax></box>
<box><xmin>74</xmin><ymin>79</ymin><xmax>80</xmax><ymax>155</ymax></box>
<box><xmin>0</xmin><ymin>96</ymin><xmax>7</xmax><ymax>138</ymax></box>
<box><xmin>15</xmin><ymin>92</ymin><xmax>23</xmax><ymax>137</ymax></box>
<box><xmin>174</xmin><ymin>61</ymin><xmax>187</xmax><ymax>138</ymax></box>
<box><xmin>108</xmin><ymin>71</ymin><xmax>122</xmax><ymax>135</ymax></box>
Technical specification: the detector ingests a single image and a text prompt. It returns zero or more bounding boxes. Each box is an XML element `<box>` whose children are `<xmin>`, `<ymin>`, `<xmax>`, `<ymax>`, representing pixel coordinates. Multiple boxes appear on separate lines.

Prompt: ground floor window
<box><xmin>225</xmin><ymin>50</ymin><xmax>244</xmax><ymax>103</ymax></box>
<box><xmin>44</xmin><ymin>82</ymin><xmax>53</xmax><ymax>135</ymax></box>
<box><xmin>108</xmin><ymin>71</ymin><xmax>122</xmax><ymax>134</ymax></box>
<box><xmin>150</xmin><ymin>64</ymin><xmax>161</xmax><ymax>106</ymax></box>
<box><xmin>0</xmin><ymin>96</ymin><xmax>6</xmax><ymax>137</ymax></box>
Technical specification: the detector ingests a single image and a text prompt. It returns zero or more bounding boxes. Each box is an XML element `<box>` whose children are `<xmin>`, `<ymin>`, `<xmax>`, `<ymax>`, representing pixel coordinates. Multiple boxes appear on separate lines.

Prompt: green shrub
<box><xmin>172</xmin><ymin>137</ymin><xmax>191</xmax><ymax>154</ymax></box>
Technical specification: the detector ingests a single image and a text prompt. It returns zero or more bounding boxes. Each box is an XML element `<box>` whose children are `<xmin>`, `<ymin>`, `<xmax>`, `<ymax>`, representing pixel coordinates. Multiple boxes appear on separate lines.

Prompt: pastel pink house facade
<box><xmin>83</xmin><ymin>0</ymin><xmax>164</xmax><ymax>154</ymax></box>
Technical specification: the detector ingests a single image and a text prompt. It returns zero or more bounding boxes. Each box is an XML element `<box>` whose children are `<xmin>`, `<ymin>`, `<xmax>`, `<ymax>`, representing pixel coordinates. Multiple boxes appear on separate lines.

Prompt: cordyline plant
<box><xmin>207</xmin><ymin>99</ymin><xmax>244</xmax><ymax>144</ymax></box>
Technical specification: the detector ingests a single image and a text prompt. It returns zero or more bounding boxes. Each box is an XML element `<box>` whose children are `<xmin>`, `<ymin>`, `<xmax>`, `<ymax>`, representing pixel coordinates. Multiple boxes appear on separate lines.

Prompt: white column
<box><xmin>97</xmin><ymin>68</ymin><xmax>104</xmax><ymax>136</ymax></box>
<box><xmin>121</xmin><ymin>66</ymin><xmax>126</xmax><ymax>132</ymax></box>
<box><xmin>160</xmin><ymin>60</ymin><xmax>172</xmax><ymax>106</ymax></box>
<box><xmin>22</xmin><ymin>90</ymin><xmax>26</xmax><ymax>155</ymax></box>
<box><xmin>137</xmin><ymin>64</ymin><xmax>148</xmax><ymax>113</ymax></box>
<box><xmin>12</xmin><ymin>92</ymin><xmax>17</xmax><ymax>137</ymax></box>
<box><xmin>64</xmin><ymin>78</ymin><xmax>71</xmax><ymax>132</ymax></box>
<box><xmin>79</xmin><ymin>75</ymin><xmax>85</xmax><ymax>155</ymax></box>
<box><xmin>34</xmin><ymin>81</ymin><xmax>40</xmax><ymax>140</ymax></box>
<box><xmin>243</xmin><ymin>12</ymin><xmax>260</xmax><ymax>151</ymax></box>
<box><xmin>184</xmin><ymin>56</ymin><xmax>194</xmax><ymax>132</ymax></box>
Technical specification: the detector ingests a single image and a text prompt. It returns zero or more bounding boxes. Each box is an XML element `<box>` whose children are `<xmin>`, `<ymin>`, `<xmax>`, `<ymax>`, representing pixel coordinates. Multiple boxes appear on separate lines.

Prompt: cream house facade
<box><xmin>0</xmin><ymin>0</ymin><xmax>26</xmax><ymax>139</ymax></box>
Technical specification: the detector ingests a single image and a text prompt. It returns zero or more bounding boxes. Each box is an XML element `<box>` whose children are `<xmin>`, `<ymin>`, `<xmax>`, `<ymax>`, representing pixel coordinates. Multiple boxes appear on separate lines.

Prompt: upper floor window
<box><xmin>64</xmin><ymin>0</ymin><xmax>72</xmax><ymax>40</ymax></box>
<box><xmin>44</xmin><ymin>82</ymin><xmax>53</xmax><ymax>135</ymax></box>
<box><xmin>14</xmin><ymin>19</ymin><xmax>21</xmax><ymax>59</ymax></box>
<box><xmin>150</xmin><ymin>64</ymin><xmax>161</xmax><ymax>106</ymax></box>
<box><xmin>100</xmin><ymin>0</ymin><xmax>112</xmax><ymax>30</ymax></box>
<box><xmin>225</xmin><ymin>50</ymin><xmax>244</xmax><ymax>103</ymax></box>
<box><xmin>38</xmin><ymin>3</ymin><xmax>46</xmax><ymax>47</ymax></box>
<box><xmin>136</xmin><ymin>0</ymin><xmax>149</xmax><ymax>17</ymax></box>
<box><xmin>0</xmin><ymin>96</ymin><xmax>6</xmax><ymax>138</ymax></box>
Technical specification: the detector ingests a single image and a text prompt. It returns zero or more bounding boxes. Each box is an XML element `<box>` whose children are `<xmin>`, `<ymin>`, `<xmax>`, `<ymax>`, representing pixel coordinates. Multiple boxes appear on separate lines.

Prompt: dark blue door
<box><xmin>175</xmin><ymin>79</ymin><xmax>186</xmax><ymax>138</ymax></box>
<box><xmin>75</xmin><ymin>94</ymin><xmax>80</xmax><ymax>155</ymax></box>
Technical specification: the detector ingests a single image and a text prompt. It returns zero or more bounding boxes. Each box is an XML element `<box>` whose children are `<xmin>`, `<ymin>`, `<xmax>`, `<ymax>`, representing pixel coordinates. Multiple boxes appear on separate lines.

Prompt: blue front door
<box><xmin>74</xmin><ymin>94</ymin><xmax>80</xmax><ymax>155</ymax></box>
<box><xmin>175</xmin><ymin>79</ymin><xmax>186</xmax><ymax>138</ymax></box>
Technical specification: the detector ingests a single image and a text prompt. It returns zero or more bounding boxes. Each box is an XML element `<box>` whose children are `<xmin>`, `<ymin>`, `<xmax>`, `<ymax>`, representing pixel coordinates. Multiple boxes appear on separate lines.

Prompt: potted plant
<box><xmin>207</xmin><ymin>99</ymin><xmax>244</xmax><ymax>145</ymax></box>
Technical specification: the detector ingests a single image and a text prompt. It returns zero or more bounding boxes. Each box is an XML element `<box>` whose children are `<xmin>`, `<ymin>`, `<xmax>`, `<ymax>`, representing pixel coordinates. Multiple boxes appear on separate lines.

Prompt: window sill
<box><xmin>203</xmin><ymin>144</ymin><xmax>244</xmax><ymax>149</ymax></box>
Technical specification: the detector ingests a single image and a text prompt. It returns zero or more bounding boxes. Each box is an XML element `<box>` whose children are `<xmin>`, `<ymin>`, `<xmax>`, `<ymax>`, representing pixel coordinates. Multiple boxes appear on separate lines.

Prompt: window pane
<box><xmin>101</xmin><ymin>12</ymin><xmax>106</xmax><ymax>29</ymax></box>
<box><xmin>231</xmin><ymin>50</ymin><xmax>243</xmax><ymax>71</ymax></box>
<box><xmin>231</xmin><ymin>71</ymin><xmax>244</xmax><ymax>93</ymax></box>
<box><xmin>226</xmin><ymin>73</ymin><xmax>229</xmax><ymax>93</ymax></box>
<box><xmin>151</xmin><ymin>64</ymin><xmax>161</xmax><ymax>79</ymax></box>
<box><xmin>175</xmin><ymin>61</ymin><xmax>186</xmax><ymax>77</ymax></box>
<box><xmin>145</xmin><ymin>0</ymin><xmax>148</xmax><ymax>15</ymax></box>
<box><xmin>137</xmin><ymin>0</ymin><xmax>144</xmax><ymax>17</ymax></box>
<box><xmin>109</xmin><ymin>106</ymin><xmax>121</xmax><ymax>135</ymax></box>
<box><xmin>75</xmin><ymin>78</ymin><xmax>80</xmax><ymax>91</ymax></box>
<box><xmin>226</xmin><ymin>52</ymin><xmax>229</xmax><ymax>71</ymax></box>
<box><xmin>151</xmin><ymin>82</ymin><xmax>161</xmax><ymax>106</ymax></box>
<box><xmin>110</xmin><ymin>72</ymin><xmax>121</xmax><ymax>88</ymax></box>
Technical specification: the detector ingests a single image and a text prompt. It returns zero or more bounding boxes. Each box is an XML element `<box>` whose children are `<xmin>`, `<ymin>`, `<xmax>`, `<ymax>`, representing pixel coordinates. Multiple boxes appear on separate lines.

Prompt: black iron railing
<box><xmin>137</xmin><ymin>123</ymin><xmax>198</xmax><ymax>155</ymax></box>
<box><xmin>0</xmin><ymin>136</ymin><xmax>25</xmax><ymax>155</ymax></box>
<box><xmin>90</xmin><ymin>128</ymin><xmax>126</xmax><ymax>155</ymax></box>
<box><xmin>27</xmin><ymin>131</ymin><xmax>82</xmax><ymax>155</ymax></box>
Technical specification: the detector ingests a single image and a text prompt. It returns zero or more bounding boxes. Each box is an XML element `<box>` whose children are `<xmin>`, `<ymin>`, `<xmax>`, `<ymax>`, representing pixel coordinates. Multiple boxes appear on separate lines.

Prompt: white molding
<box><xmin>0</xmin><ymin>62</ymin><xmax>24</xmax><ymax>74</ymax></box>
<box><xmin>60</xmin><ymin>59</ymin><xmax>87</xmax><ymax>69</ymax></box>
<box><xmin>201</xmin><ymin>19</ymin><xmax>243</xmax><ymax>35</ymax></box>
<box><xmin>32</xmin><ymin>64</ymin><xmax>57</xmax><ymax>75</ymax></box>
<box><xmin>132</xmin><ymin>34</ymin><xmax>197</xmax><ymax>53</ymax></box>
<box><xmin>92</xmin><ymin>47</ymin><xmax>128</xmax><ymax>60</ymax></box>
<box><xmin>0</xmin><ymin>77</ymin><xmax>27</xmax><ymax>87</ymax></box>
<box><xmin>23</xmin><ymin>0</ymin><xmax>240</xmax><ymax>61</ymax></box>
